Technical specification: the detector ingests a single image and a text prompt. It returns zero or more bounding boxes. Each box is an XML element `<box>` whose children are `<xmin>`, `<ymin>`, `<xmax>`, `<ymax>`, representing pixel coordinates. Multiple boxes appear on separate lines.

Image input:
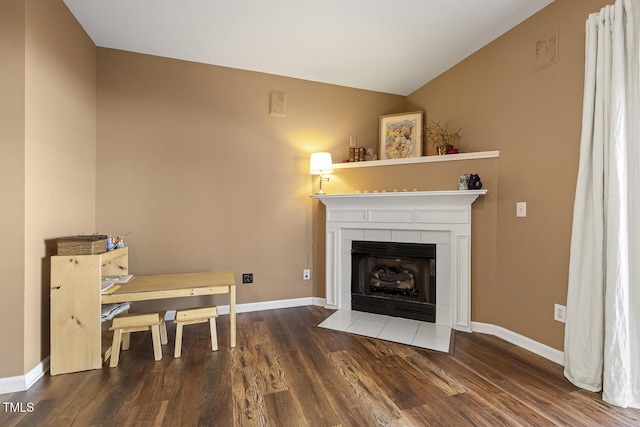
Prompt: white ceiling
<box><xmin>63</xmin><ymin>0</ymin><xmax>554</xmax><ymax>96</ymax></box>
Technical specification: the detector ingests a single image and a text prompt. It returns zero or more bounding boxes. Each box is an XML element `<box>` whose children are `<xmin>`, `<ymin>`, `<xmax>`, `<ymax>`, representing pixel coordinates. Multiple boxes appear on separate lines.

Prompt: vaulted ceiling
<box><xmin>63</xmin><ymin>0</ymin><xmax>555</xmax><ymax>95</ymax></box>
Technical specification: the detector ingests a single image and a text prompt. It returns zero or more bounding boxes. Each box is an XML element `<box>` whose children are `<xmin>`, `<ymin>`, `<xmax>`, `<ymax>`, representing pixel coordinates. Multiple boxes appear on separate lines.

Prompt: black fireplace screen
<box><xmin>351</xmin><ymin>241</ymin><xmax>436</xmax><ymax>322</ymax></box>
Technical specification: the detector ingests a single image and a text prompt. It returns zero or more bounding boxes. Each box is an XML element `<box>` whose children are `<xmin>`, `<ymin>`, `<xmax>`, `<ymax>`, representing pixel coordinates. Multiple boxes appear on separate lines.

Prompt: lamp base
<box><xmin>315</xmin><ymin>174</ymin><xmax>330</xmax><ymax>194</ymax></box>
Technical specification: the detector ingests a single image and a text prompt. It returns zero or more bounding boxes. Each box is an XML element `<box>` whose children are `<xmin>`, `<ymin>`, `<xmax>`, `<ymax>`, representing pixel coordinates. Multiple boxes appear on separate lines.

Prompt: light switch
<box><xmin>516</xmin><ymin>202</ymin><xmax>527</xmax><ymax>217</ymax></box>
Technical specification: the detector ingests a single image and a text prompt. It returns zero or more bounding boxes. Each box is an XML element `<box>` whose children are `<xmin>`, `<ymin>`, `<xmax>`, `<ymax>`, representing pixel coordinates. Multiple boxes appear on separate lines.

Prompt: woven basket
<box><xmin>57</xmin><ymin>235</ymin><xmax>108</xmax><ymax>255</ymax></box>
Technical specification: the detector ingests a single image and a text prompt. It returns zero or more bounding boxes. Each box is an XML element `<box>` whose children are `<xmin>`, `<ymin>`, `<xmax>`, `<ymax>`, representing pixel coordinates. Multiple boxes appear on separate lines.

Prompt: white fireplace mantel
<box><xmin>311</xmin><ymin>190</ymin><xmax>486</xmax><ymax>332</ymax></box>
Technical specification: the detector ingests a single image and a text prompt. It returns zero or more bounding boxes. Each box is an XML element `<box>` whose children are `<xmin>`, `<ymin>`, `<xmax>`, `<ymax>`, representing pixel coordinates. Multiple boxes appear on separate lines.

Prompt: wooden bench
<box><xmin>174</xmin><ymin>307</ymin><xmax>218</xmax><ymax>358</ymax></box>
<box><xmin>109</xmin><ymin>311</ymin><xmax>168</xmax><ymax>367</ymax></box>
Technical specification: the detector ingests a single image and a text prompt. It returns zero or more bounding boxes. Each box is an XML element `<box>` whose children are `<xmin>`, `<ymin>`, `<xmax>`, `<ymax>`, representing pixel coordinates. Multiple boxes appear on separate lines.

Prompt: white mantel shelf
<box><xmin>310</xmin><ymin>190</ymin><xmax>487</xmax><ymax>205</ymax></box>
<box><xmin>333</xmin><ymin>150</ymin><xmax>499</xmax><ymax>169</ymax></box>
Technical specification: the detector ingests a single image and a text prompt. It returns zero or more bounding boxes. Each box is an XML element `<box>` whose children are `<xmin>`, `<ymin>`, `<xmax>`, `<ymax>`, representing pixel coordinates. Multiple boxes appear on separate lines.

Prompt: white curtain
<box><xmin>564</xmin><ymin>0</ymin><xmax>640</xmax><ymax>409</ymax></box>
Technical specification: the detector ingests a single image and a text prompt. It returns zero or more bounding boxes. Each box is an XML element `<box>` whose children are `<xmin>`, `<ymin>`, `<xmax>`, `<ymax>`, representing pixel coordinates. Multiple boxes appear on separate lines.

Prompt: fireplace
<box><xmin>311</xmin><ymin>190</ymin><xmax>486</xmax><ymax>330</ymax></box>
<box><xmin>351</xmin><ymin>241</ymin><xmax>436</xmax><ymax>322</ymax></box>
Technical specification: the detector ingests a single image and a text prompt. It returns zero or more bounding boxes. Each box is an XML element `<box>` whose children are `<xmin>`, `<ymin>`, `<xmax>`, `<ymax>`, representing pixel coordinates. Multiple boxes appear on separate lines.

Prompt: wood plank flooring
<box><xmin>1</xmin><ymin>306</ymin><xmax>639</xmax><ymax>426</ymax></box>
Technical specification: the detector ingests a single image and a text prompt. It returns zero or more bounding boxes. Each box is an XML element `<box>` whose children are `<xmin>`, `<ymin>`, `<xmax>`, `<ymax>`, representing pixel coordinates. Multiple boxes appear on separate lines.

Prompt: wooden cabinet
<box><xmin>50</xmin><ymin>247</ymin><xmax>128</xmax><ymax>375</ymax></box>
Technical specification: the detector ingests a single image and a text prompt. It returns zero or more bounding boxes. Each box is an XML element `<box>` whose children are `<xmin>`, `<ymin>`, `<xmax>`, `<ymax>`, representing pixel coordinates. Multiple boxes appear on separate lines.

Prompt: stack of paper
<box><xmin>101</xmin><ymin>275</ymin><xmax>135</xmax><ymax>294</ymax></box>
<box><xmin>101</xmin><ymin>302</ymin><xmax>131</xmax><ymax>321</ymax></box>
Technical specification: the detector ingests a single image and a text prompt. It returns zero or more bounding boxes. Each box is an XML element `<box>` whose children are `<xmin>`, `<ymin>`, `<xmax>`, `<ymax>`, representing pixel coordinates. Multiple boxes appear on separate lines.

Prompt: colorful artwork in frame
<box><xmin>379</xmin><ymin>111</ymin><xmax>423</xmax><ymax>159</ymax></box>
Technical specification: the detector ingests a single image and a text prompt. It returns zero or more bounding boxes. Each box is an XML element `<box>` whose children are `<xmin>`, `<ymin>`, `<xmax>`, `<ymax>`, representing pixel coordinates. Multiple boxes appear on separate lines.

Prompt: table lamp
<box><xmin>310</xmin><ymin>152</ymin><xmax>333</xmax><ymax>194</ymax></box>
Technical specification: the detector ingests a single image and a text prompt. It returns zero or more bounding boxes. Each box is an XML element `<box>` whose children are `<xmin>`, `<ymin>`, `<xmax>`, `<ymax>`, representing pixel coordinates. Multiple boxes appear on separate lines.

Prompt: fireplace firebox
<box><xmin>351</xmin><ymin>241</ymin><xmax>436</xmax><ymax>322</ymax></box>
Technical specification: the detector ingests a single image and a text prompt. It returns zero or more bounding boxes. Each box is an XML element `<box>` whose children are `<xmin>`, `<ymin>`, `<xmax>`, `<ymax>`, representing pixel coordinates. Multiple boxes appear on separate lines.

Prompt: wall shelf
<box><xmin>333</xmin><ymin>150</ymin><xmax>499</xmax><ymax>169</ymax></box>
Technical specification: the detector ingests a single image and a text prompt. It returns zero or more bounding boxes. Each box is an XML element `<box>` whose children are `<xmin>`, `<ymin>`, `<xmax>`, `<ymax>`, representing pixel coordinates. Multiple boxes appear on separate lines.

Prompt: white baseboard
<box><xmin>471</xmin><ymin>321</ymin><xmax>564</xmax><ymax>366</ymax></box>
<box><xmin>311</xmin><ymin>297</ymin><xmax>326</xmax><ymax>307</ymax></box>
<box><xmin>234</xmin><ymin>297</ymin><xmax>317</xmax><ymax>313</ymax></box>
<box><xmin>163</xmin><ymin>296</ymin><xmax>321</xmax><ymax>321</ymax></box>
<box><xmin>0</xmin><ymin>357</ymin><xmax>49</xmax><ymax>396</ymax></box>
<box><xmin>0</xmin><ymin>300</ymin><xmax>563</xmax><ymax>395</ymax></box>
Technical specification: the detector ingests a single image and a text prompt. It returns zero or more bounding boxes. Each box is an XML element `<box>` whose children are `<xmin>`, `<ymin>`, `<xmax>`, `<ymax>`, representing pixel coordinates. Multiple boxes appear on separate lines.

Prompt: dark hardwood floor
<box><xmin>2</xmin><ymin>306</ymin><xmax>639</xmax><ymax>426</ymax></box>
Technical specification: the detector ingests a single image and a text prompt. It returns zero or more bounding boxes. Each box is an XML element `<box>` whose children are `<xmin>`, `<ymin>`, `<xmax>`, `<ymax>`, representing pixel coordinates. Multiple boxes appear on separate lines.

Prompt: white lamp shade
<box><xmin>309</xmin><ymin>152</ymin><xmax>333</xmax><ymax>175</ymax></box>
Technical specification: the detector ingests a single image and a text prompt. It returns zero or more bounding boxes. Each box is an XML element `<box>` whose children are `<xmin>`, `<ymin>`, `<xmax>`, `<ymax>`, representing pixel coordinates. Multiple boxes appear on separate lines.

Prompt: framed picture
<box><xmin>379</xmin><ymin>111</ymin><xmax>423</xmax><ymax>159</ymax></box>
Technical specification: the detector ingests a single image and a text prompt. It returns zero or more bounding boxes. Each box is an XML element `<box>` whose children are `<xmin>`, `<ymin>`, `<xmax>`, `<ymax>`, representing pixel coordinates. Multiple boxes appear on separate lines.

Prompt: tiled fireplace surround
<box><xmin>312</xmin><ymin>190</ymin><xmax>486</xmax><ymax>332</ymax></box>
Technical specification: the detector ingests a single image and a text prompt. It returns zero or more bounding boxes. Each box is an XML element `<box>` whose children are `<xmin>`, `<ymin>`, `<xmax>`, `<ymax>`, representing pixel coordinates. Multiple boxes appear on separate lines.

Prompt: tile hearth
<box><xmin>318</xmin><ymin>309</ymin><xmax>452</xmax><ymax>352</ymax></box>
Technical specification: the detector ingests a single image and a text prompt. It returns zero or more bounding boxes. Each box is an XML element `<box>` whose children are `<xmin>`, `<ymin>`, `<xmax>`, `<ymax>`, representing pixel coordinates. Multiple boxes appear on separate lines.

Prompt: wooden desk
<box><xmin>51</xmin><ymin>247</ymin><xmax>236</xmax><ymax>375</ymax></box>
<box><xmin>102</xmin><ymin>271</ymin><xmax>236</xmax><ymax>348</ymax></box>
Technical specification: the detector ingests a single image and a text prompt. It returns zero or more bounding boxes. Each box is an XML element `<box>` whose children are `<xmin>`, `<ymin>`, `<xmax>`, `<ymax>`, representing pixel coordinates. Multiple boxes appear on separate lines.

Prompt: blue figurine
<box><xmin>468</xmin><ymin>174</ymin><xmax>483</xmax><ymax>189</ymax></box>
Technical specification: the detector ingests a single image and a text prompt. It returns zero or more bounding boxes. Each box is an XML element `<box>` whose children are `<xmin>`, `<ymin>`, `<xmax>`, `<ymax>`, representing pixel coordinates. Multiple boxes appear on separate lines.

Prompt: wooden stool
<box><xmin>174</xmin><ymin>307</ymin><xmax>218</xmax><ymax>358</ymax></box>
<box><xmin>109</xmin><ymin>311</ymin><xmax>168</xmax><ymax>367</ymax></box>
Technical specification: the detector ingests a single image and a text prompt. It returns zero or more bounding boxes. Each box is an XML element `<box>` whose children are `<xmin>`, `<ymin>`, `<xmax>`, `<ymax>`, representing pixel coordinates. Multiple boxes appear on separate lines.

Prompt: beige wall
<box><xmin>403</xmin><ymin>0</ymin><xmax>610</xmax><ymax>350</ymax></box>
<box><xmin>0</xmin><ymin>0</ymin><xmax>27</xmax><ymax>378</ymax></box>
<box><xmin>0</xmin><ymin>0</ymin><xmax>96</xmax><ymax>378</ymax></box>
<box><xmin>24</xmin><ymin>0</ymin><xmax>96</xmax><ymax>372</ymax></box>
<box><xmin>95</xmin><ymin>49</ymin><xmax>405</xmax><ymax>312</ymax></box>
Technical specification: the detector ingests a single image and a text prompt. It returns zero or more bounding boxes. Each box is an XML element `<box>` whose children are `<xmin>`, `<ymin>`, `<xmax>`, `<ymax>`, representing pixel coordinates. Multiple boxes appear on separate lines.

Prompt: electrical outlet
<box><xmin>242</xmin><ymin>273</ymin><xmax>253</xmax><ymax>284</ymax></box>
<box><xmin>516</xmin><ymin>202</ymin><xmax>527</xmax><ymax>217</ymax></box>
<box><xmin>303</xmin><ymin>269</ymin><xmax>311</xmax><ymax>281</ymax></box>
<box><xmin>554</xmin><ymin>304</ymin><xmax>566</xmax><ymax>323</ymax></box>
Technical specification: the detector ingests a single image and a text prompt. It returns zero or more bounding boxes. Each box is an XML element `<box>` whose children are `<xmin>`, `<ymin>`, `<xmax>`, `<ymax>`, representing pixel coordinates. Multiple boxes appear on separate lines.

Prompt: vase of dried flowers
<box><xmin>425</xmin><ymin>120</ymin><xmax>462</xmax><ymax>155</ymax></box>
